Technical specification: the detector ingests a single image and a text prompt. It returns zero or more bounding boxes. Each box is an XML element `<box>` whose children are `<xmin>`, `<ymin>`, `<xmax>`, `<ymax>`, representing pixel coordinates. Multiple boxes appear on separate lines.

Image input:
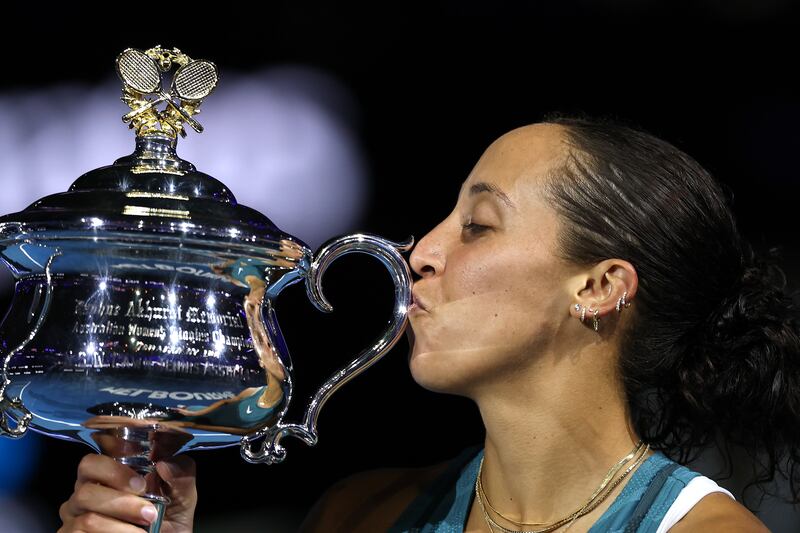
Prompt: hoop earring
<box><xmin>591</xmin><ymin>304</ymin><xmax>599</xmax><ymax>332</ymax></box>
<box><xmin>574</xmin><ymin>293</ymin><xmax>632</xmax><ymax>332</ymax></box>
<box><xmin>616</xmin><ymin>291</ymin><xmax>631</xmax><ymax>312</ymax></box>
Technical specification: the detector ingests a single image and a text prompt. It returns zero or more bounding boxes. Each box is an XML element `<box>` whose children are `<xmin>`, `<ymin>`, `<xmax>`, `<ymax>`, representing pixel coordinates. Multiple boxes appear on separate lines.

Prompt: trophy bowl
<box><xmin>0</xmin><ymin>45</ymin><xmax>413</xmax><ymax>532</ymax></box>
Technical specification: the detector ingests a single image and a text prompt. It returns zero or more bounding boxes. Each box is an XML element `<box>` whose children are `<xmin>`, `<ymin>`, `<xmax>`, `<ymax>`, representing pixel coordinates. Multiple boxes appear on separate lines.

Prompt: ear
<box><xmin>569</xmin><ymin>259</ymin><xmax>637</xmax><ymax>320</ymax></box>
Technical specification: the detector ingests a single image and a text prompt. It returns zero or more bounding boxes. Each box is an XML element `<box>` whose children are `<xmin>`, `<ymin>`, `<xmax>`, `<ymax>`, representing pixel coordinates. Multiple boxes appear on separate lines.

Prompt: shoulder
<box><xmin>297</xmin><ymin>458</ymin><xmax>452</xmax><ymax>533</ymax></box>
<box><xmin>667</xmin><ymin>491</ymin><xmax>770</xmax><ymax>532</ymax></box>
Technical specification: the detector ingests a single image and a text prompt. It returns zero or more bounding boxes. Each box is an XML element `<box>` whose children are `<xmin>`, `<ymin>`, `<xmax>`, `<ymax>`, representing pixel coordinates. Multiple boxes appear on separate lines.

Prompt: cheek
<box><xmin>411</xmin><ymin>227</ymin><xmax>566</xmax><ymax>380</ymax></box>
<box><xmin>444</xmin><ymin>250</ymin><xmax>540</xmax><ymax>334</ymax></box>
<box><xmin>409</xmin><ymin>251</ymin><xmax>551</xmax><ymax>375</ymax></box>
<box><xmin>408</xmin><ymin>301</ymin><xmax>550</xmax><ymax>396</ymax></box>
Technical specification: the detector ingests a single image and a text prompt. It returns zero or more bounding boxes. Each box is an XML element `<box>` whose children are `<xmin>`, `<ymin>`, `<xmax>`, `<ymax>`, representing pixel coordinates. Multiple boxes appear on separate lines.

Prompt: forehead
<box><xmin>459</xmin><ymin>123</ymin><xmax>567</xmax><ymax>203</ymax></box>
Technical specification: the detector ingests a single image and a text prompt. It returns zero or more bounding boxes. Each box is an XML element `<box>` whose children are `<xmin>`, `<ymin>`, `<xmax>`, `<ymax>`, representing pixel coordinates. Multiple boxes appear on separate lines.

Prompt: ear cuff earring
<box><xmin>574</xmin><ymin>291</ymin><xmax>630</xmax><ymax>332</ymax></box>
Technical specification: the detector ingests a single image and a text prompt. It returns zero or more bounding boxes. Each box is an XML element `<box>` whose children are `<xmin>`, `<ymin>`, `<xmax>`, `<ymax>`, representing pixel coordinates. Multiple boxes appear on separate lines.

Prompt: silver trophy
<box><xmin>0</xmin><ymin>45</ymin><xmax>413</xmax><ymax>532</ymax></box>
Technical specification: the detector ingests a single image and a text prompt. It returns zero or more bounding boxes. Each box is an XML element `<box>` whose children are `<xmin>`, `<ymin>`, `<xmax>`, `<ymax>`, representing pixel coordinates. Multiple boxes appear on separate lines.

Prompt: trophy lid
<box><xmin>0</xmin><ymin>45</ymin><xmax>311</xmax><ymax>271</ymax></box>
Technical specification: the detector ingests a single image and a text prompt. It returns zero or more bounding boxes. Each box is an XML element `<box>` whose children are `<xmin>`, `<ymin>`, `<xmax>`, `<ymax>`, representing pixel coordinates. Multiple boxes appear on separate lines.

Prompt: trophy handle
<box><xmin>0</xmin><ymin>250</ymin><xmax>60</xmax><ymax>438</ymax></box>
<box><xmin>240</xmin><ymin>232</ymin><xmax>414</xmax><ymax>464</ymax></box>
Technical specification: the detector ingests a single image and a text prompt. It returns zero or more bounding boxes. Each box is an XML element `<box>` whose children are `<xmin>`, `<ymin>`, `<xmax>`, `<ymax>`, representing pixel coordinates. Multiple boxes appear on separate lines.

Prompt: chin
<box><xmin>407</xmin><ymin>344</ymin><xmax>472</xmax><ymax>396</ymax></box>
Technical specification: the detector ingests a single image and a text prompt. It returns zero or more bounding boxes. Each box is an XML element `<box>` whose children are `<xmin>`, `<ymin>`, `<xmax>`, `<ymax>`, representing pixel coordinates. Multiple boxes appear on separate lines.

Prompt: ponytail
<box><xmin>540</xmin><ymin>111</ymin><xmax>800</xmax><ymax>508</ymax></box>
<box><xmin>676</xmin><ymin>243</ymin><xmax>800</xmax><ymax>503</ymax></box>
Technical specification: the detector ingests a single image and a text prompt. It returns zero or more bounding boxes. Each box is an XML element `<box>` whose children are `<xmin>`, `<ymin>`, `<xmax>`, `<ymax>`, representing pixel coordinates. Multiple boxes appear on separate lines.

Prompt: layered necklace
<box><xmin>474</xmin><ymin>440</ymin><xmax>650</xmax><ymax>533</ymax></box>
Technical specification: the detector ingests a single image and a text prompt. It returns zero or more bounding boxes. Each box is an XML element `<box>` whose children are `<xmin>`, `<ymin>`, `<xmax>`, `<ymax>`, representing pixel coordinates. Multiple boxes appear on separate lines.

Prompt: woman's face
<box><xmin>407</xmin><ymin>123</ymin><xmax>578</xmax><ymax>396</ymax></box>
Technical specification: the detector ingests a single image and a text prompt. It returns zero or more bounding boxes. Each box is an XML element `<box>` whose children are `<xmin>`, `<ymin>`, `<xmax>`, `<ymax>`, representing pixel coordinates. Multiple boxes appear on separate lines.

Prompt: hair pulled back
<box><xmin>540</xmin><ymin>111</ymin><xmax>800</xmax><ymax>507</ymax></box>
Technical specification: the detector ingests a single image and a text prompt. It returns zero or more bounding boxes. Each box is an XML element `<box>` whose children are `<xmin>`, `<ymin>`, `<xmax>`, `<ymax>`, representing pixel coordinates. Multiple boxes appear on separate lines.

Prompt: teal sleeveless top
<box><xmin>388</xmin><ymin>445</ymin><xmax>702</xmax><ymax>533</ymax></box>
<box><xmin>166</xmin><ymin>385</ymin><xmax>276</xmax><ymax>429</ymax></box>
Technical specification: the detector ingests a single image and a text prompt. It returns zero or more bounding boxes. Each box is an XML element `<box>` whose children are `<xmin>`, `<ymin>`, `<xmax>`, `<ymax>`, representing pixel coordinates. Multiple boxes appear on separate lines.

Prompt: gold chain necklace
<box><xmin>479</xmin><ymin>440</ymin><xmax>644</xmax><ymax>525</ymax></box>
<box><xmin>474</xmin><ymin>441</ymin><xmax>650</xmax><ymax>533</ymax></box>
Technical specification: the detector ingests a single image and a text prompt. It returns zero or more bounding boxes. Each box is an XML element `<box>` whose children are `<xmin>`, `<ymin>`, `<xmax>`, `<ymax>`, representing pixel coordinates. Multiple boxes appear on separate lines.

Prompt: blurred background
<box><xmin>0</xmin><ymin>2</ymin><xmax>798</xmax><ymax>531</ymax></box>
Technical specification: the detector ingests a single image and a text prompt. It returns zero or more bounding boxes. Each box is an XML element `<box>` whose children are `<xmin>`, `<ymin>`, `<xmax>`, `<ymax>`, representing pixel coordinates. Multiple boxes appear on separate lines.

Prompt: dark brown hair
<box><xmin>540</xmin><ymin>111</ymin><xmax>800</xmax><ymax>508</ymax></box>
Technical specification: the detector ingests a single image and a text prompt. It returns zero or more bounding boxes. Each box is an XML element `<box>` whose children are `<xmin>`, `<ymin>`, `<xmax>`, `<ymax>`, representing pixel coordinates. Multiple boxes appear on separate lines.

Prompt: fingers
<box><xmin>62</xmin><ymin>481</ymin><xmax>159</xmax><ymax>528</ymax></box>
<box><xmin>75</xmin><ymin>454</ymin><xmax>147</xmax><ymax>495</ymax></box>
<box><xmin>62</xmin><ymin>453</ymin><xmax>197</xmax><ymax>532</ymax></box>
<box><xmin>279</xmin><ymin>238</ymin><xmax>305</xmax><ymax>258</ymax></box>
<box><xmin>275</xmin><ymin>238</ymin><xmax>306</xmax><ymax>267</ymax></box>
<box><xmin>58</xmin><ymin>510</ymin><xmax>150</xmax><ymax>533</ymax></box>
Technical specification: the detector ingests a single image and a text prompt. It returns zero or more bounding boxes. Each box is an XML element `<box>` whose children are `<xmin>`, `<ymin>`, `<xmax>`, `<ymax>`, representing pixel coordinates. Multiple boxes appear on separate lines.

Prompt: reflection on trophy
<box><xmin>0</xmin><ymin>45</ymin><xmax>413</xmax><ymax>533</ymax></box>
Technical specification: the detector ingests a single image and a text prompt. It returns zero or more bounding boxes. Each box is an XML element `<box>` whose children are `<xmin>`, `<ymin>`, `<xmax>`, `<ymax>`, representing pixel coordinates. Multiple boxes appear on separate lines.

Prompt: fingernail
<box><xmin>129</xmin><ymin>475</ymin><xmax>146</xmax><ymax>493</ymax></box>
<box><xmin>141</xmin><ymin>504</ymin><xmax>158</xmax><ymax>523</ymax></box>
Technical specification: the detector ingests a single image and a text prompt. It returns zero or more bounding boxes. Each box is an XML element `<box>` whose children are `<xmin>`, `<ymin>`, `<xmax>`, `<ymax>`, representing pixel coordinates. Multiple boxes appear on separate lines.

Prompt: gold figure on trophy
<box><xmin>116</xmin><ymin>45</ymin><xmax>219</xmax><ymax>139</ymax></box>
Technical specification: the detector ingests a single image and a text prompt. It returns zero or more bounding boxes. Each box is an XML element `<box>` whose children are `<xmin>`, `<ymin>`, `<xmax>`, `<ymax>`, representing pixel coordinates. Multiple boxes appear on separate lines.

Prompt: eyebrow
<box><xmin>468</xmin><ymin>181</ymin><xmax>517</xmax><ymax>210</ymax></box>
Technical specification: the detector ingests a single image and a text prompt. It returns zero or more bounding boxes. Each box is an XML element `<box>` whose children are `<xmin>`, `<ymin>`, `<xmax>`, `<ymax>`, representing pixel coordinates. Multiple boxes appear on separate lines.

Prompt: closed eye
<box><xmin>461</xmin><ymin>222</ymin><xmax>490</xmax><ymax>235</ymax></box>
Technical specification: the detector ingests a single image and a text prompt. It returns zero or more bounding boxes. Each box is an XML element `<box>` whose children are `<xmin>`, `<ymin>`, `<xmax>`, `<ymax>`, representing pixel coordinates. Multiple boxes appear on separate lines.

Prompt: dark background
<box><xmin>1</xmin><ymin>2</ymin><xmax>799</xmax><ymax>531</ymax></box>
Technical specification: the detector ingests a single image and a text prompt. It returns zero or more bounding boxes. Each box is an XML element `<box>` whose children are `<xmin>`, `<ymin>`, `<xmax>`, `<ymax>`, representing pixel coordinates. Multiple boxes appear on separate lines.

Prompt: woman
<box><xmin>57</xmin><ymin>114</ymin><xmax>799</xmax><ymax>532</ymax></box>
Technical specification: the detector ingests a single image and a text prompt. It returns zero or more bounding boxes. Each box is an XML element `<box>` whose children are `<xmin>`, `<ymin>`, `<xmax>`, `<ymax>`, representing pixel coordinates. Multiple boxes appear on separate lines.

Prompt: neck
<box><xmin>471</xmin><ymin>345</ymin><xmax>651</xmax><ymax>528</ymax></box>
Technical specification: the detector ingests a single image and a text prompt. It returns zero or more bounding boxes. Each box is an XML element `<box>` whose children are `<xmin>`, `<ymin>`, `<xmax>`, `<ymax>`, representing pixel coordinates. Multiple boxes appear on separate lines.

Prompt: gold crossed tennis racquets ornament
<box><xmin>116</xmin><ymin>45</ymin><xmax>219</xmax><ymax>139</ymax></box>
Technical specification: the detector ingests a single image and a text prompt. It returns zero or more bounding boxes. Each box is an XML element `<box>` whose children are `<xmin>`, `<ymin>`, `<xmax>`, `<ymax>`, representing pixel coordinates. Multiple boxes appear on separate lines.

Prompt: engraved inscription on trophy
<box><xmin>69</xmin><ymin>290</ymin><xmax>251</xmax><ymax>363</ymax></box>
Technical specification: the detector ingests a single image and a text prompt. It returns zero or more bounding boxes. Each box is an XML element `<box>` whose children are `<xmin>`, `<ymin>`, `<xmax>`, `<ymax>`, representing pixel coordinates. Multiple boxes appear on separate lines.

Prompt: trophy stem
<box><xmin>88</xmin><ymin>422</ymin><xmax>188</xmax><ymax>533</ymax></box>
<box><xmin>116</xmin><ymin>456</ymin><xmax>170</xmax><ymax>533</ymax></box>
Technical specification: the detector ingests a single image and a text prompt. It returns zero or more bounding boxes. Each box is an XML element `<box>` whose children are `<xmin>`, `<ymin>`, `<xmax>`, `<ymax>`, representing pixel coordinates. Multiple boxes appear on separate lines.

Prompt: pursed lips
<box><xmin>411</xmin><ymin>289</ymin><xmax>429</xmax><ymax>312</ymax></box>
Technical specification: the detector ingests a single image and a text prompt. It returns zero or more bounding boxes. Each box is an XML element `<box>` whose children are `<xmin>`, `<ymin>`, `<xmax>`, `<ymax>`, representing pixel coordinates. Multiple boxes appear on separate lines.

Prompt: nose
<box><xmin>409</xmin><ymin>228</ymin><xmax>445</xmax><ymax>279</ymax></box>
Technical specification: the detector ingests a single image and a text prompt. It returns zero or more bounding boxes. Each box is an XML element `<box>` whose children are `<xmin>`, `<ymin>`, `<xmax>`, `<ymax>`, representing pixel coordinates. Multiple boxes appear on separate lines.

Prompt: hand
<box><xmin>58</xmin><ymin>453</ymin><xmax>197</xmax><ymax>533</ymax></box>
